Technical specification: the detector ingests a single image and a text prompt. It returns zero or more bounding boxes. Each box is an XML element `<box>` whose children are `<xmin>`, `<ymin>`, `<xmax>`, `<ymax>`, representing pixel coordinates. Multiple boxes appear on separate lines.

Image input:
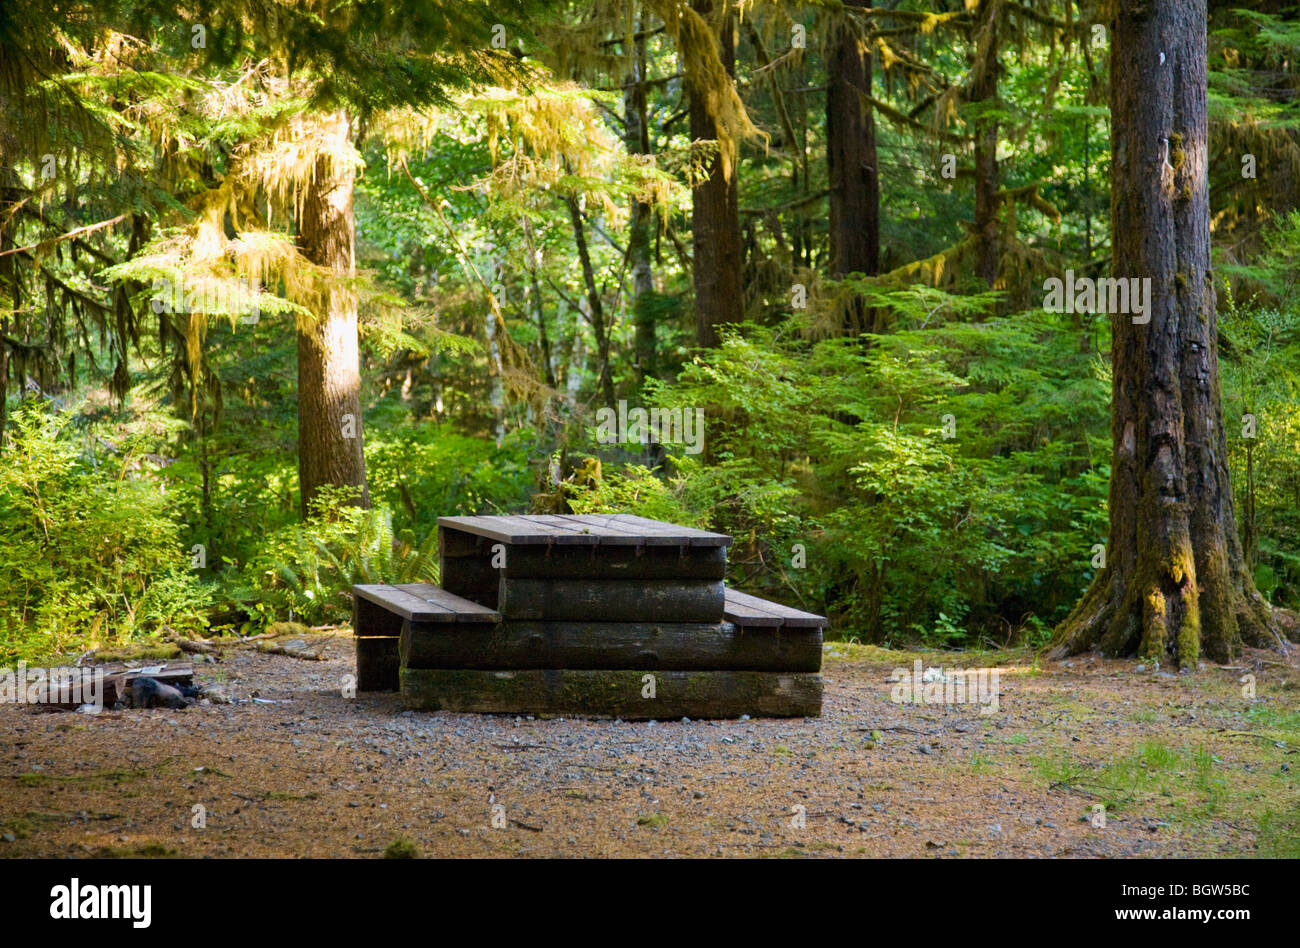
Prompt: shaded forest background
<box><xmin>3</xmin><ymin>0</ymin><xmax>1299</xmax><ymax>663</ymax></box>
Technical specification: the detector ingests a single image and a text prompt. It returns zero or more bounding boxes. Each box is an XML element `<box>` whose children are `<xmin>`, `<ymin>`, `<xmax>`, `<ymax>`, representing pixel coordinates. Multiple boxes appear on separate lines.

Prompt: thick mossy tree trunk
<box><xmin>826</xmin><ymin>2</ymin><xmax>879</xmax><ymax>283</ymax></box>
<box><xmin>297</xmin><ymin>111</ymin><xmax>370</xmax><ymax>517</ymax></box>
<box><xmin>689</xmin><ymin>0</ymin><xmax>744</xmax><ymax>350</ymax></box>
<box><xmin>1053</xmin><ymin>0</ymin><xmax>1280</xmax><ymax>667</ymax></box>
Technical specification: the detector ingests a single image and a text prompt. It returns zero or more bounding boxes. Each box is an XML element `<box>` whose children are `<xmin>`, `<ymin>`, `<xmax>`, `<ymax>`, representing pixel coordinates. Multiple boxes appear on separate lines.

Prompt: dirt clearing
<box><xmin>2</xmin><ymin>637</ymin><xmax>1297</xmax><ymax>858</ymax></box>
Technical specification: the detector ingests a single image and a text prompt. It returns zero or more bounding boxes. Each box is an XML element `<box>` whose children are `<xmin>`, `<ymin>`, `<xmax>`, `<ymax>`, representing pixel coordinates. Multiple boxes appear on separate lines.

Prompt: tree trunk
<box><xmin>0</xmin><ymin>148</ymin><xmax>17</xmax><ymax>445</ymax></box>
<box><xmin>1053</xmin><ymin>0</ymin><xmax>1280</xmax><ymax>667</ymax></box>
<box><xmin>689</xmin><ymin>0</ymin><xmax>744</xmax><ymax>349</ymax></box>
<box><xmin>626</xmin><ymin>26</ymin><xmax>658</xmax><ymax>387</ymax></box>
<box><xmin>297</xmin><ymin>111</ymin><xmax>370</xmax><ymax>517</ymax></box>
<box><xmin>970</xmin><ymin>0</ymin><xmax>1000</xmax><ymax>287</ymax></box>
<box><xmin>565</xmin><ymin>193</ymin><xmax>616</xmax><ymax>407</ymax></box>
<box><xmin>826</xmin><ymin>4</ymin><xmax>879</xmax><ymax>282</ymax></box>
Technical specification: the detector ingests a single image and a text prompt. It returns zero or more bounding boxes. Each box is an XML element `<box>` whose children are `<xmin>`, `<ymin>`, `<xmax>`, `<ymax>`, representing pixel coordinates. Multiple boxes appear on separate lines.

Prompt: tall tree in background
<box><xmin>826</xmin><ymin>1</ymin><xmax>879</xmax><ymax>282</ymax></box>
<box><xmin>968</xmin><ymin>0</ymin><xmax>1002</xmax><ymax>287</ymax></box>
<box><xmin>689</xmin><ymin>0</ymin><xmax>744</xmax><ymax>348</ymax></box>
<box><xmin>297</xmin><ymin>111</ymin><xmax>370</xmax><ymax>513</ymax></box>
<box><xmin>1053</xmin><ymin>0</ymin><xmax>1281</xmax><ymax>666</ymax></box>
<box><xmin>625</xmin><ymin>14</ymin><xmax>658</xmax><ymax>386</ymax></box>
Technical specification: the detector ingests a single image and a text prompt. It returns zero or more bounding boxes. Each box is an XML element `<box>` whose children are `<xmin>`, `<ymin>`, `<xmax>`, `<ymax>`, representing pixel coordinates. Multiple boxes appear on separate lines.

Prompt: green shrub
<box><xmin>0</xmin><ymin>404</ymin><xmax>210</xmax><ymax>663</ymax></box>
<box><xmin>248</xmin><ymin>487</ymin><xmax>439</xmax><ymax>627</ymax></box>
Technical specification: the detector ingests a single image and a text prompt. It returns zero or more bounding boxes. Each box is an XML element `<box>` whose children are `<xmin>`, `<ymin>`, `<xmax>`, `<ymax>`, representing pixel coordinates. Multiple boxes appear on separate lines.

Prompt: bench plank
<box><xmin>353</xmin><ymin>583</ymin><xmax>500</xmax><ymax>623</ymax></box>
<box><xmin>724</xmin><ymin>588</ymin><xmax>826</xmax><ymax>628</ymax></box>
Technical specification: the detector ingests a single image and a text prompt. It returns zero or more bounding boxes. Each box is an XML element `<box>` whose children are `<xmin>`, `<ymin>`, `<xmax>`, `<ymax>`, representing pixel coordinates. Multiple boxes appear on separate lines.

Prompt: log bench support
<box><xmin>399</xmin><ymin>668</ymin><xmax>823</xmax><ymax>719</ymax></box>
<box><xmin>353</xmin><ymin>583</ymin><xmax>500</xmax><ymax>691</ymax></box>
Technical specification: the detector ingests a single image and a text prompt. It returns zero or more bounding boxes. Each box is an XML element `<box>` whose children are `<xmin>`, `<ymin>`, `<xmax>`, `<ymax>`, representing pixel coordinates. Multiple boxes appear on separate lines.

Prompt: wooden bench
<box><xmin>353</xmin><ymin>583</ymin><xmax>500</xmax><ymax>691</ymax></box>
<box><xmin>723</xmin><ymin>588</ymin><xmax>826</xmax><ymax>630</ymax></box>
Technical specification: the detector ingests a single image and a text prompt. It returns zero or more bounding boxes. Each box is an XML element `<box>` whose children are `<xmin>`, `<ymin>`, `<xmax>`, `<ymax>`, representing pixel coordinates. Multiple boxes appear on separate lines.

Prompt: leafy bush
<box><xmin>364</xmin><ymin>419</ymin><xmax>535</xmax><ymax>539</ymax></box>
<box><xmin>247</xmin><ymin>487</ymin><xmax>439</xmax><ymax>627</ymax></box>
<box><xmin>0</xmin><ymin>405</ymin><xmax>210</xmax><ymax>663</ymax></box>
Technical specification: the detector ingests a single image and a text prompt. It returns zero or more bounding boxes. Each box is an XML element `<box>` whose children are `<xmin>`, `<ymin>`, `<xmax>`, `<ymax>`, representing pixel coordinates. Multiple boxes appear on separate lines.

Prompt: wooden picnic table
<box><xmin>353</xmin><ymin>513</ymin><xmax>826</xmax><ymax>717</ymax></box>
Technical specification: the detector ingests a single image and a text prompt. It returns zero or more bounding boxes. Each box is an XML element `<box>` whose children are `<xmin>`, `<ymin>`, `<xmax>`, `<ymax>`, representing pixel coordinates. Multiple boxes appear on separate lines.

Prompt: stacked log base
<box><xmin>400</xmin><ymin>668</ymin><xmax>823</xmax><ymax>719</ymax></box>
<box><xmin>354</xmin><ymin>595</ymin><xmax>403</xmax><ymax>691</ymax></box>
<box><xmin>401</xmin><ymin>620</ymin><xmax>822</xmax><ymax>672</ymax></box>
<box><xmin>498</xmin><ymin>579</ymin><xmax>725</xmax><ymax>622</ymax></box>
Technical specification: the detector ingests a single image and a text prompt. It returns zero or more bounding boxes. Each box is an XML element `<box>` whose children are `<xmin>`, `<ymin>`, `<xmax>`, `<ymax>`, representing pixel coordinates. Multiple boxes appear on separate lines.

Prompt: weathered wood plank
<box><xmin>391</xmin><ymin>584</ymin><xmax>499</xmax><ymax>621</ymax></box>
<box><xmin>535</xmin><ymin>514</ymin><xmax>695</xmax><ymax>547</ymax></box>
<box><xmin>399</xmin><ymin>668</ymin><xmax>823</xmax><ymax>718</ymax></box>
<box><xmin>597</xmin><ymin>513</ymin><xmax>732</xmax><ymax>547</ymax></box>
<box><xmin>498</xmin><ymin>578</ymin><xmax>725</xmax><ymax>622</ymax></box>
<box><xmin>724</xmin><ymin>588</ymin><xmax>826</xmax><ymax>628</ymax></box>
<box><xmin>438</xmin><ymin>526</ymin><xmax>487</xmax><ymax>558</ymax></box>
<box><xmin>438</xmin><ymin>515</ymin><xmax>596</xmax><ymax>546</ymax></box>
<box><xmin>352</xmin><ymin>583</ymin><xmax>499</xmax><ymax>623</ymax></box>
<box><xmin>436</xmin><ymin>514</ymin><xmax>731</xmax><ymax>547</ymax></box>
<box><xmin>401</xmin><ymin>620</ymin><xmax>822</xmax><ymax>671</ymax></box>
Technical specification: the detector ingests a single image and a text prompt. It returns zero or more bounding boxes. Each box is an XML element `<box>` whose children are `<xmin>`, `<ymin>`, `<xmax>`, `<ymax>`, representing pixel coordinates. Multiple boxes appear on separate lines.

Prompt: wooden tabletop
<box><xmin>437</xmin><ymin>514</ymin><xmax>732</xmax><ymax>548</ymax></box>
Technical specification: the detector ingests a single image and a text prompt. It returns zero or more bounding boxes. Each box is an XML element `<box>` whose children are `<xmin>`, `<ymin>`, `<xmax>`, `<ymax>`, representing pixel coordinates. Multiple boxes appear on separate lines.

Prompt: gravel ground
<box><xmin>1</xmin><ymin>634</ymin><xmax>1294</xmax><ymax>858</ymax></box>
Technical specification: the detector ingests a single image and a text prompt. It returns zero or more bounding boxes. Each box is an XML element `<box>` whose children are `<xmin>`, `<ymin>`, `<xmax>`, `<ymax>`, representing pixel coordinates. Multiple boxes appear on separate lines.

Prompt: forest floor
<box><xmin>2</xmin><ymin>635</ymin><xmax>1297</xmax><ymax>858</ymax></box>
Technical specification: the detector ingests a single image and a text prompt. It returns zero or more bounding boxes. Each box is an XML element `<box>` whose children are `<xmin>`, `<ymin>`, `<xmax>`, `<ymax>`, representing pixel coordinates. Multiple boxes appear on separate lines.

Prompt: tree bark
<box><xmin>826</xmin><ymin>3</ymin><xmax>879</xmax><ymax>282</ymax></box>
<box><xmin>564</xmin><ymin>193</ymin><xmax>616</xmax><ymax>407</ymax></box>
<box><xmin>625</xmin><ymin>25</ymin><xmax>658</xmax><ymax>387</ymax></box>
<box><xmin>0</xmin><ymin>146</ymin><xmax>18</xmax><ymax>445</ymax></box>
<box><xmin>297</xmin><ymin>111</ymin><xmax>370</xmax><ymax>516</ymax></box>
<box><xmin>689</xmin><ymin>0</ymin><xmax>745</xmax><ymax>349</ymax></box>
<box><xmin>971</xmin><ymin>0</ymin><xmax>1001</xmax><ymax>288</ymax></box>
<box><xmin>1053</xmin><ymin>0</ymin><xmax>1281</xmax><ymax>667</ymax></box>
